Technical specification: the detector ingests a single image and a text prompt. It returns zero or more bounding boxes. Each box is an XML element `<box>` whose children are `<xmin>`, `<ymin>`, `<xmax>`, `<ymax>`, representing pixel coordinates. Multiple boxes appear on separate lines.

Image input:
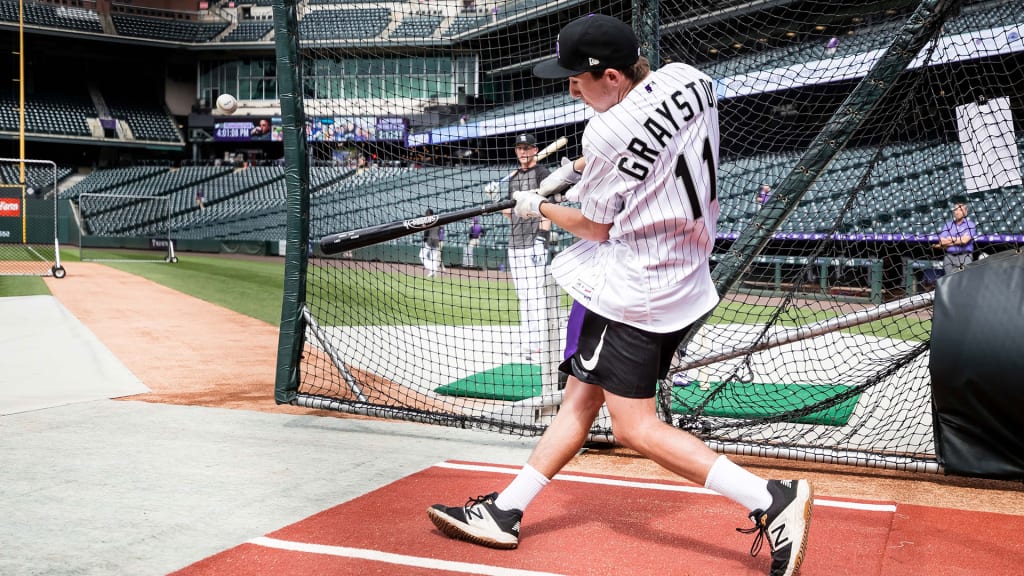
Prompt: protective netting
<box><xmin>279</xmin><ymin>0</ymin><xmax>1024</xmax><ymax>471</ymax></box>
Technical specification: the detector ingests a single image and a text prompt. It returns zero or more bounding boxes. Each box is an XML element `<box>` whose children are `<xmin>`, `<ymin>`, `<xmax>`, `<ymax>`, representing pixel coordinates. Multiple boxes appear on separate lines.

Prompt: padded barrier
<box><xmin>930</xmin><ymin>249</ymin><xmax>1024</xmax><ymax>479</ymax></box>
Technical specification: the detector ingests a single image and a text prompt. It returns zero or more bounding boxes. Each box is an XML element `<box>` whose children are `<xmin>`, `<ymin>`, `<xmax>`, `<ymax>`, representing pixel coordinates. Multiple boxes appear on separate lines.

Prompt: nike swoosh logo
<box><xmin>580</xmin><ymin>326</ymin><xmax>607</xmax><ymax>372</ymax></box>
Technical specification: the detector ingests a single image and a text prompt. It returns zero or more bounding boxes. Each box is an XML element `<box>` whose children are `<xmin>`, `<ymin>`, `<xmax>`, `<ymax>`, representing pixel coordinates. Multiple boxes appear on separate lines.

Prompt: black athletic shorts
<box><xmin>557</xmin><ymin>307</ymin><xmax>691</xmax><ymax>399</ymax></box>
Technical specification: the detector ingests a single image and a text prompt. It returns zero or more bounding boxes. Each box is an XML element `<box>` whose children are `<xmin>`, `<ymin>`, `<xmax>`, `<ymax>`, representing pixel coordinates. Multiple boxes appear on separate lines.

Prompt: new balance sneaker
<box><xmin>427</xmin><ymin>492</ymin><xmax>523</xmax><ymax>549</ymax></box>
<box><xmin>737</xmin><ymin>479</ymin><xmax>814</xmax><ymax>576</ymax></box>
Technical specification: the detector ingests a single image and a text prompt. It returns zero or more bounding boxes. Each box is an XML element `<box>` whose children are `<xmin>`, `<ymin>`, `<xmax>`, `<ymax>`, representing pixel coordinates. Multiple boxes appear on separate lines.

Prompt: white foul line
<box><xmin>249</xmin><ymin>536</ymin><xmax>568</xmax><ymax>576</ymax></box>
<box><xmin>434</xmin><ymin>461</ymin><xmax>898</xmax><ymax>513</ymax></box>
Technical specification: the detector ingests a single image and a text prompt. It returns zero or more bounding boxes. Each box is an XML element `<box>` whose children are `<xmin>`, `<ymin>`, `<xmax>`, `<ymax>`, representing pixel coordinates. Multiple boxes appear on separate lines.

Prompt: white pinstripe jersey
<box><xmin>550</xmin><ymin>62</ymin><xmax>720</xmax><ymax>332</ymax></box>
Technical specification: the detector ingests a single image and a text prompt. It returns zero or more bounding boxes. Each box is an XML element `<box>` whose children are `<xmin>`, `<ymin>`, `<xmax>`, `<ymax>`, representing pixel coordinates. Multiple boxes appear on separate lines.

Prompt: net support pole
<box><xmin>273</xmin><ymin>0</ymin><xmax>312</xmax><ymax>404</ymax></box>
<box><xmin>679</xmin><ymin>0</ymin><xmax>961</xmax><ymax>352</ymax></box>
<box><xmin>301</xmin><ymin>306</ymin><xmax>367</xmax><ymax>403</ymax></box>
<box><xmin>680</xmin><ymin>291</ymin><xmax>934</xmax><ymax>371</ymax></box>
<box><xmin>50</xmin><ymin>161</ymin><xmax>61</xmax><ymax>274</ymax></box>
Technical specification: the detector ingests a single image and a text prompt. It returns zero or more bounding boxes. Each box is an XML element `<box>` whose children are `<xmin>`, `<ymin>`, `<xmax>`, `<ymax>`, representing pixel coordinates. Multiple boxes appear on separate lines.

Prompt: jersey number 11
<box><xmin>674</xmin><ymin>136</ymin><xmax>717</xmax><ymax>220</ymax></box>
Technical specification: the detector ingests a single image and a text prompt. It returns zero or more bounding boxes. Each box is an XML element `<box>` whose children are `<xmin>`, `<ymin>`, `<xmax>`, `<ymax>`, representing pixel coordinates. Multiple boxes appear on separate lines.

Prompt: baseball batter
<box><xmin>428</xmin><ymin>14</ymin><xmax>813</xmax><ymax>576</ymax></box>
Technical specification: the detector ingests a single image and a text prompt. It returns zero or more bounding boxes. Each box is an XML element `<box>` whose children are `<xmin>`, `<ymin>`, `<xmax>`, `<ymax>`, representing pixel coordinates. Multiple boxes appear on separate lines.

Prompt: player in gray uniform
<box><xmin>504</xmin><ymin>133</ymin><xmax>552</xmax><ymax>359</ymax></box>
<box><xmin>428</xmin><ymin>15</ymin><xmax>813</xmax><ymax>576</ymax></box>
<box><xmin>419</xmin><ymin>208</ymin><xmax>443</xmax><ymax>278</ymax></box>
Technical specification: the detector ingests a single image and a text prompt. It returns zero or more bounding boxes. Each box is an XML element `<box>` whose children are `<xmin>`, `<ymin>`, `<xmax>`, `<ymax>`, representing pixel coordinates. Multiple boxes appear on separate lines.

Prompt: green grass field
<box><xmin>0</xmin><ymin>248</ymin><xmax>931</xmax><ymax>340</ymax></box>
<box><xmin>0</xmin><ymin>276</ymin><xmax>50</xmax><ymax>297</ymax></box>
<box><xmin>308</xmin><ymin>268</ymin><xmax>523</xmax><ymax>325</ymax></box>
<box><xmin>709</xmin><ymin>298</ymin><xmax>930</xmax><ymax>341</ymax></box>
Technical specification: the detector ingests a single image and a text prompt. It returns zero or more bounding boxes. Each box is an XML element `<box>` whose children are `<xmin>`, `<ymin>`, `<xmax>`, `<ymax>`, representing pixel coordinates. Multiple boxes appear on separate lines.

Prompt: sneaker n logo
<box><xmin>770</xmin><ymin>523</ymin><xmax>790</xmax><ymax>549</ymax></box>
<box><xmin>466</xmin><ymin>506</ymin><xmax>485</xmax><ymax>521</ymax></box>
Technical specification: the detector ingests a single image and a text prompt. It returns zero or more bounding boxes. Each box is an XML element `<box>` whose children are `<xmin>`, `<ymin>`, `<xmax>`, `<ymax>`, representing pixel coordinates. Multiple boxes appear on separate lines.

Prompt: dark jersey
<box><xmin>507</xmin><ymin>165</ymin><xmax>551</xmax><ymax>249</ymax></box>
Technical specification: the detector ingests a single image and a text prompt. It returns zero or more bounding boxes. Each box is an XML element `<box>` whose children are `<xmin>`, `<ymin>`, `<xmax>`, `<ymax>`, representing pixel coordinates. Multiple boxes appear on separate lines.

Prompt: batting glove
<box><xmin>537</xmin><ymin>157</ymin><xmax>582</xmax><ymax>200</ymax></box>
<box><xmin>513</xmin><ymin>190</ymin><xmax>548</xmax><ymax>219</ymax></box>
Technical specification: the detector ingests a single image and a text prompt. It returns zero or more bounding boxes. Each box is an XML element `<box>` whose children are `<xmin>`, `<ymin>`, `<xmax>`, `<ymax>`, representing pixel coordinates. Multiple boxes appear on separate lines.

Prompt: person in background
<box><xmin>756</xmin><ymin>184</ymin><xmax>772</xmax><ymax>207</ymax></box>
<box><xmin>502</xmin><ymin>133</ymin><xmax>552</xmax><ymax>361</ymax></box>
<box><xmin>463</xmin><ymin>216</ymin><xmax>485</xmax><ymax>268</ymax></box>
<box><xmin>419</xmin><ymin>209</ymin><xmax>443</xmax><ymax>278</ymax></box>
<box><xmin>825</xmin><ymin>36</ymin><xmax>840</xmax><ymax>57</ymax></box>
<box><xmin>933</xmin><ymin>202</ymin><xmax>976</xmax><ymax>275</ymax></box>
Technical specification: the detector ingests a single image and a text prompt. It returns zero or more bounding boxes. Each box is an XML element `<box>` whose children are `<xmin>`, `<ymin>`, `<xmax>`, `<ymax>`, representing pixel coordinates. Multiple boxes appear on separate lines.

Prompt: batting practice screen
<box><xmin>0</xmin><ymin>158</ymin><xmax>63</xmax><ymax>278</ymax></box>
<box><xmin>273</xmin><ymin>0</ymin><xmax>1024</xmax><ymax>474</ymax></box>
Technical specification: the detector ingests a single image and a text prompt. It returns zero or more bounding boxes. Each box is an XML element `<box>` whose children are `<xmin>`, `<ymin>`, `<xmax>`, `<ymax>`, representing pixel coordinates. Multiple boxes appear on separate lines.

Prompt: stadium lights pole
<box><xmin>17</xmin><ymin>0</ymin><xmax>26</xmax><ymax>243</ymax></box>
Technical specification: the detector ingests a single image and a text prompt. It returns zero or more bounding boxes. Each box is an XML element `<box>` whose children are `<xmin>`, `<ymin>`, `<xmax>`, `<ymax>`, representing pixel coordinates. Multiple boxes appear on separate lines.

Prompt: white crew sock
<box><xmin>704</xmin><ymin>455</ymin><xmax>772</xmax><ymax>513</ymax></box>
<box><xmin>494</xmin><ymin>463</ymin><xmax>550</xmax><ymax>512</ymax></box>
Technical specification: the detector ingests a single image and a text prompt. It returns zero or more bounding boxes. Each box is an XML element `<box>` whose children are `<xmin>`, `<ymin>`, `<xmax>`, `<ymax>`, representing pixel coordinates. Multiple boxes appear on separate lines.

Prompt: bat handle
<box><xmin>484</xmin><ymin>199</ymin><xmax>515</xmax><ymax>213</ymax></box>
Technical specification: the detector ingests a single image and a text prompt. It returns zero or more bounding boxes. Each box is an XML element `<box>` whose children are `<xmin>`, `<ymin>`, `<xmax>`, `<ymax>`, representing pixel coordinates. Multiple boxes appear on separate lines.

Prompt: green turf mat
<box><xmin>671</xmin><ymin>381</ymin><xmax>860</xmax><ymax>426</ymax></box>
<box><xmin>435</xmin><ymin>363</ymin><xmax>541</xmax><ymax>401</ymax></box>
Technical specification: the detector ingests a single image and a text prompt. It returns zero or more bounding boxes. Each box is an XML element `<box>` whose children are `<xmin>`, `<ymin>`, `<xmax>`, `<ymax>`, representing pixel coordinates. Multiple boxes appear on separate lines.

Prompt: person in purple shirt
<box><xmin>933</xmin><ymin>202</ymin><xmax>976</xmax><ymax>275</ymax></box>
<box><xmin>755</xmin><ymin>184</ymin><xmax>772</xmax><ymax>207</ymax></box>
<box><xmin>463</xmin><ymin>217</ymin><xmax>484</xmax><ymax>268</ymax></box>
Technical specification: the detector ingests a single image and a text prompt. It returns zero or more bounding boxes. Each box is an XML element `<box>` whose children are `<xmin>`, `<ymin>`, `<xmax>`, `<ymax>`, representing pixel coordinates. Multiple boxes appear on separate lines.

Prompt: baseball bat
<box><xmin>320</xmin><ymin>137</ymin><xmax>568</xmax><ymax>255</ymax></box>
<box><xmin>320</xmin><ymin>200</ymin><xmax>515</xmax><ymax>254</ymax></box>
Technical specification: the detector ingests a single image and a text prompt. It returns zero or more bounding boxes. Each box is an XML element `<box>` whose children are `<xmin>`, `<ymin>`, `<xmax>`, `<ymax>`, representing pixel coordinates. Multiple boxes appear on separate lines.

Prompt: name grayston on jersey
<box><xmin>618</xmin><ymin>77</ymin><xmax>716</xmax><ymax>181</ymax></box>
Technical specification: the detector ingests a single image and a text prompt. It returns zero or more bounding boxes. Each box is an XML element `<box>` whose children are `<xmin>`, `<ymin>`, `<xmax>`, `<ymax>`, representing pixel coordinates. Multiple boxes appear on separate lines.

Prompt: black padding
<box><xmin>930</xmin><ymin>250</ymin><xmax>1024</xmax><ymax>479</ymax></box>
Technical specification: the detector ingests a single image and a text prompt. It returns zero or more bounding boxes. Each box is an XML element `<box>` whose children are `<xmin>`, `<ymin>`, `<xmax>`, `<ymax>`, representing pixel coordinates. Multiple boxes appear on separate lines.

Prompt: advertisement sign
<box><xmin>0</xmin><ymin>191</ymin><xmax>21</xmax><ymax>242</ymax></box>
<box><xmin>149</xmin><ymin>238</ymin><xmax>177</xmax><ymax>251</ymax></box>
<box><xmin>0</xmin><ymin>197</ymin><xmax>19</xmax><ymax>217</ymax></box>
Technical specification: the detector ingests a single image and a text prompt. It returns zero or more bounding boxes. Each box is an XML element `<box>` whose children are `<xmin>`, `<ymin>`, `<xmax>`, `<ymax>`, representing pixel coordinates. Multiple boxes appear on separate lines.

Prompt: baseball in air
<box><xmin>216</xmin><ymin>93</ymin><xmax>238</xmax><ymax>114</ymax></box>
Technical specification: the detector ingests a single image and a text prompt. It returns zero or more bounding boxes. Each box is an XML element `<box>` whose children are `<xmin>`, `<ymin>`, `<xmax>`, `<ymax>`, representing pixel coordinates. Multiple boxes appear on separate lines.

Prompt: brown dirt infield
<box><xmin>43</xmin><ymin>261</ymin><xmax>1023</xmax><ymax>515</ymax></box>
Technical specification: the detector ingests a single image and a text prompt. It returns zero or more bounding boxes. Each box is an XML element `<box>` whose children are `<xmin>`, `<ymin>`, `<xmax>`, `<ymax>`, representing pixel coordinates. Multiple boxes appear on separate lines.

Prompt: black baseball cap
<box><xmin>515</xmin><ymin>133</ymin><xmax>537</xmax><ymax>146</ymax></box>
<box><xmin>533</xmin><ymin>14</ymin><xmax>640</xmax><ymax>79</ymax></box>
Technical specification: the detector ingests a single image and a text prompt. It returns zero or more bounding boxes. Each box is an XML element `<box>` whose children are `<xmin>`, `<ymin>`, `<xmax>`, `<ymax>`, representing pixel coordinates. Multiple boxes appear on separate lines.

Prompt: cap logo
<box><xmin>588</xmin><ymin>57</ymin><xmax>600</xmax><ymax>66</ymax></box>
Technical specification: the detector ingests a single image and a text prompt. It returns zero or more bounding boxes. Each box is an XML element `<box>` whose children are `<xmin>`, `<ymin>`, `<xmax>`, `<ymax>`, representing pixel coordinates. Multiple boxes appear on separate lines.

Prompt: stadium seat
<box><xmin>444</xmin><ymin>14</ymin><xmax>491</xmax><ymax>37</ymax></box>
<box><xmin>0</xmin><ymin>0</ymin><xmax>103</xmax><ymax>33</ymax></box>
<box><xmin>391</xmin><ymin>13</ymin><xmax>443</xmax><ymax>38</ymax></box>
<box><xmin>298</xmin><ymin>8</ymin><xmax>391</xmax><ymax>40</ymax></box>
<box><xmin>112</xmin><ymin>14</ymin><xmax>229</xmax><ymax>43</ymax></box>
<box><xmin>222</xmin><ymin>21</ymin><xmax>273</xmax><ymax>42</ymax></box>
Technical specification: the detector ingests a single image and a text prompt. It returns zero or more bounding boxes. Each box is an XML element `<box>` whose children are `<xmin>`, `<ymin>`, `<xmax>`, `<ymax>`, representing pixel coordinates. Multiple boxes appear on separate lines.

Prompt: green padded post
<box><xmin>273</xmin><ymin>0</ymin><xmax>312</xmax><ymax>404</ymax></box>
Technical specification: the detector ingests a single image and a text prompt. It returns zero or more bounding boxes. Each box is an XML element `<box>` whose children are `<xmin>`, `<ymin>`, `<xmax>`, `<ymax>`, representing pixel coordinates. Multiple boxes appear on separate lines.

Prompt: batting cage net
<box><xmin>0</xmin><ymin>158</ymin><xmax>65</xmax><ymax>278</ymax></box>
<box><xmin>275</xmin><ymin>0</ymin><xmax>1024</xmax><ymax>472</ymax></box>
<box><xmin>76</xmin><ymin>193</ymin><xmax>177</xmax><ymax>263</ymax></box>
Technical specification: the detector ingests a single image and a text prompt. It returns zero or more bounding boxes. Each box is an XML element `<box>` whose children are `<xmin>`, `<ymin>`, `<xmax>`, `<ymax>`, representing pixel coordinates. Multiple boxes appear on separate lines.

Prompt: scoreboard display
<box><xmin>214</xmin><ymin>116</ymin><xmax>407</xmax><ymax>143</ymax></box>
